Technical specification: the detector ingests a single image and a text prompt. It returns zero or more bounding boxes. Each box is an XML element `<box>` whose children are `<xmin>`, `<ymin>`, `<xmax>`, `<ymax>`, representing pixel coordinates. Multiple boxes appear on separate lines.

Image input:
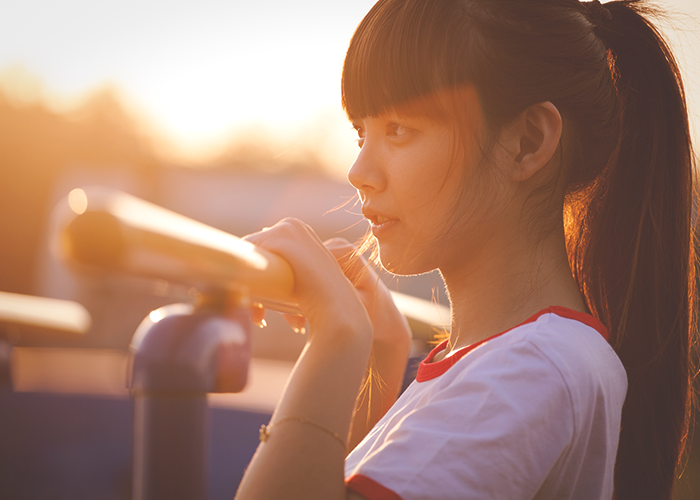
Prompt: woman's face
<box><xmin>348</xmin><ymin>99</ymin><xmax>491</xmax><ymax>275</ymax></box>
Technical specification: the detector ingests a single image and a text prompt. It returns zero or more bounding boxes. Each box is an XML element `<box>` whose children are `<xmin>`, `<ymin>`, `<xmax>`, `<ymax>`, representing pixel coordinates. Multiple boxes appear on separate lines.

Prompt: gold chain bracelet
<box><xmin>259</xmin><ymin>416</ymin><xmax>347</xmax><ymax>450</ymax></box>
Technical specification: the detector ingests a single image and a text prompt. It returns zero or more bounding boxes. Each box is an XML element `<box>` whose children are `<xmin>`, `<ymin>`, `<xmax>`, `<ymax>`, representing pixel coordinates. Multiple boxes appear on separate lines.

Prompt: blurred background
<box><xmin>0</xmin><ymin>0</ymin><xmax>698</xmax><ymax>498</ymax></box>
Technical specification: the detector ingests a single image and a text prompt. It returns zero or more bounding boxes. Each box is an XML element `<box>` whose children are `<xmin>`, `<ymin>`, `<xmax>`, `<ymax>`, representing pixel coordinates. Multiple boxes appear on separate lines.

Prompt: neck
<box><xmin>439</xmin><ymin>220</ymin><xmax>585</xmax><ymax>356</ymax></box>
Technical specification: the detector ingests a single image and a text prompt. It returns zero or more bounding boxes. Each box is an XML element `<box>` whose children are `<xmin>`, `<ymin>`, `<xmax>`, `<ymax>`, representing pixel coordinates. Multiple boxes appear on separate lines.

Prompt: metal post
<box><xmin>0</xmin><ymin>330</ymin><xmax>12</xmax><ymax>390</ymax></box>
<box><xmin>129</xmin><ymin>301</ymin><xmax>250</xmax><ymax>500</ymax></box>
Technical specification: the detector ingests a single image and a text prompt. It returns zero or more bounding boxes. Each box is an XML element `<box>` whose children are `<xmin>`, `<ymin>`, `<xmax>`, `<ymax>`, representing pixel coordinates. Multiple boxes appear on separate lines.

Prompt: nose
<box><xmin>347</xmin><ymin>143</ymin><xmax>386</xmax><ymax>195</ymax></box>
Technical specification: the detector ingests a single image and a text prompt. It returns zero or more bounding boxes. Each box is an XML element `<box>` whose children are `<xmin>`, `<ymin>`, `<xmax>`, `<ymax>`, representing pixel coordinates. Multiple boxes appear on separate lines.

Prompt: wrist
<box><xmin>308</xmin><ymin>312</ymin><xmax>373</xmax><ymax>356</ymax></box>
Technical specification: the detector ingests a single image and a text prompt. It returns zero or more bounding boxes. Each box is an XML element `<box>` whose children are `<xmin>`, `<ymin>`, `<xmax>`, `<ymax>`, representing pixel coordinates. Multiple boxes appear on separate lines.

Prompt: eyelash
<box><xmin>387</xmin><ymin>123</ymin><xmax>407</xmax><ymax>136</ymax></box>
<box><xmin>353</xmin><ymin>122</ymin><xmax>411</xmax><ymax>148</ymax></box>
<box><xmin>354</xmin><ymin>125</ymin><xmax>365</xmax><ymax>148</ymax></box>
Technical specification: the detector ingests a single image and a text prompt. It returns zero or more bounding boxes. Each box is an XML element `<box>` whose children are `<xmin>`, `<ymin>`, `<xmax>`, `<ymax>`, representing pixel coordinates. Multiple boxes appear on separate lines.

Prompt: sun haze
<box><xmin>0</xmin><ymin>0</ymin><xmax>698</xmax><ymax>172</ymax></box>
<box><xmin>0</xmin><ymin>0</ymin><xmax>377</xmax><ymax>170</ymax></box>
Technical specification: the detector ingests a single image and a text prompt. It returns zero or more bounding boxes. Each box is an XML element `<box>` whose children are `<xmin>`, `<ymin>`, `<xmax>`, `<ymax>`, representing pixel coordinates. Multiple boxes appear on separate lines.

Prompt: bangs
<box><xmin>391</xmin><ymin>86</ymin><xmax>483</xmax><ymax>129</ymax></box>
<box><xmin>342</xmin><ymin>0</ymin><xmax>474</xmax><ymax>121</ymax></box>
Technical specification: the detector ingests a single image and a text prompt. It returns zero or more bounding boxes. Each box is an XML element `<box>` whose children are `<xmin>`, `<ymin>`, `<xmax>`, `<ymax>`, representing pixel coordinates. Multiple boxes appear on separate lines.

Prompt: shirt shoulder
<box><xmin>345</xmin><ymin>312</ymin><xmax>627</xmax><ymax>500</ymax></box>
<box><xmin>480</xmin><ymin>312</ymin><xmax>627</xmax><ymax>404</ymax></box>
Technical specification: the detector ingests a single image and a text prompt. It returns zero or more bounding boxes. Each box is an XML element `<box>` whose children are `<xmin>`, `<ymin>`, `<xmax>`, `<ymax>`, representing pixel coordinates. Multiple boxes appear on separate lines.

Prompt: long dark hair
<box><xmin>342</xmin><ymin>1</ymin><xmax>697</xmax><ymax>498</ymax></box>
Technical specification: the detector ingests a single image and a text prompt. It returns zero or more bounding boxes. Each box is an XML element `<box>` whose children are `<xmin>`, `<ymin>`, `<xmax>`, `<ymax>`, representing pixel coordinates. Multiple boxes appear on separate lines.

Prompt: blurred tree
<box><xmin>0</xmin><ymin>87</ymin><xmax>156</xmax><ymax>294</ymax></box>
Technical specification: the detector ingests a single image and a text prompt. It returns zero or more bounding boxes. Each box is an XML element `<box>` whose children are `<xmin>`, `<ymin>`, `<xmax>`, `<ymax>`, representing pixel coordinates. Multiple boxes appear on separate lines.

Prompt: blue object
<box><xmin>129</xmin><ymin>302</ymin><xmax>251</xmax><ymax>500</ymax></box>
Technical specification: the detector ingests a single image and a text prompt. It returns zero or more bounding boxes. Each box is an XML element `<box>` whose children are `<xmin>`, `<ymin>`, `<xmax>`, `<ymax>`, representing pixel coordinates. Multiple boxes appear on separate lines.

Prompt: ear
<box><xmin>503</xmin><ymin>102</ymin><xmax>562</xmax><ymax>182</ymax></box>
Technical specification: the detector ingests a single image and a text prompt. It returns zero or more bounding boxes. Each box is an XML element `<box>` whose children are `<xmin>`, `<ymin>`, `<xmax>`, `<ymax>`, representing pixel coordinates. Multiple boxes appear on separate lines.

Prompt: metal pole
<box><xmin>130</xmin><ymin>301</ymin><xmax>250</xmax><ymax>500</ymax></box>
<box><xmin>0</xmin><ymin>329</ymin><xmax>12</xmax><ymax>390</ymax></box>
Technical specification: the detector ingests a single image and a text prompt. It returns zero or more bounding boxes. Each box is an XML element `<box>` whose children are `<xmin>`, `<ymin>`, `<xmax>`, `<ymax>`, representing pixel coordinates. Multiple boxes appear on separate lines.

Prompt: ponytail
<box><xmin>568</xmin><ymin>2</ymin><xmax>696</xmax><ymax>498</ymax></box>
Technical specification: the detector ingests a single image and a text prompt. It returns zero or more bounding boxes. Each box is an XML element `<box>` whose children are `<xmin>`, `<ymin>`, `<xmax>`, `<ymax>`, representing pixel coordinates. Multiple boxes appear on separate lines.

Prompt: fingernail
<box><xmin>255</xmin><ymin>319</ymin><xmax>267</xmax><ymax>329</ymax></box>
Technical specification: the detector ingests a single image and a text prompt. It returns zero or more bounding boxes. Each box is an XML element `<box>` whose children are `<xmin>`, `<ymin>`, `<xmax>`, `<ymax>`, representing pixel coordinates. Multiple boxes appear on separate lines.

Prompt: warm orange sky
<box><xmin>0</xmin><ymin>1</ymin><xmax>378</xmax><ymax>170</ymax></box>
<box><xmin>1</xmin><ymin>0</ymin><xmax>698</xmax><ymax>173</ymax></box>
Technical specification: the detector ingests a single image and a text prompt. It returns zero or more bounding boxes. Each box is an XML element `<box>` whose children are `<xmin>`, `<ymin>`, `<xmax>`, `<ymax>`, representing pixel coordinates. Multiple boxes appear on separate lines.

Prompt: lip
<box><xmin>370</xmin><ymin>219</ymin><xmax>398</xmax><ymax>238</ymax></box>
<box><xmin>362</xmin><ymin>207</ymin><xmax>399</xmax><ymax>238</ymax></box>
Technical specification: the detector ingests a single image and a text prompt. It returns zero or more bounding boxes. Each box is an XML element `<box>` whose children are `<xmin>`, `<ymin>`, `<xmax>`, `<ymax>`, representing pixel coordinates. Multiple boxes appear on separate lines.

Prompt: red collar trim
<box><xmin>416</xmin><ymin>306</ymin><xmax>608</xmax><ymax>383</ymax></box>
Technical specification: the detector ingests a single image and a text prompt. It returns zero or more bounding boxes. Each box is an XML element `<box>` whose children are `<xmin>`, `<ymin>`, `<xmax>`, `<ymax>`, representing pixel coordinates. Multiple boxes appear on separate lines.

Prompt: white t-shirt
<box><xmin>345</xmin><ymin>306</ymin><xmax>627</xmax><ymax>500</ymax></box>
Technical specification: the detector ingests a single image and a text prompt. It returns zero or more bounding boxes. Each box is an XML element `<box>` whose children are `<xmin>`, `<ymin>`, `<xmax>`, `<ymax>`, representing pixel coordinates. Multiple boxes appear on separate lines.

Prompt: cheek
<box><xmin>395</xmin><ymin>144</ymin><xmax>459</xmax><ymax>217</ymax></box>
<box><xmin>423</xmin><ymin>153</ymin><xmax>502</xmax><ymax>253</ymax></box>
<box><xmin>447</xmin><ymin>158</ymin><xmax>513</xmax><ymax>248</ymax></box>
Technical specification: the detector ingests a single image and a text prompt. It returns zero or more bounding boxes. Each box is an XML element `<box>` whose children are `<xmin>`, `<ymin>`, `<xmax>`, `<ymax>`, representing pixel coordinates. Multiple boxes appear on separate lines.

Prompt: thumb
<box><xmin>324</xmin><ymin>238</ymin><xmax>377</xmax><ymax>289</ymax></box>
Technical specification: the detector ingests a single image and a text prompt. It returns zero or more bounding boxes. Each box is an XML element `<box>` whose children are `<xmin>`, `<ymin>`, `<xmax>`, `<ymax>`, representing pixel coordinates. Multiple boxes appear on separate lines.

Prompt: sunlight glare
<box><xmin>68</xmin><ymin>189</ymin><xmax>88</xmax><ymax>215</ymax></box>
<box><xmin>149</xmin><ymin>309</ymin><xmax>164</xmax><ymax>323</ymax></box>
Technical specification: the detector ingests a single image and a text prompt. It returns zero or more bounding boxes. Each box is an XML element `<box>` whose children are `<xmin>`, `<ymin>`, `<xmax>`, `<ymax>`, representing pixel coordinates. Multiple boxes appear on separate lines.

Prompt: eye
<box><xmin>386</xmin><ymin>122</ymin><xmax>412</xmax><ymax>140</ymax></box>
<box><xmin>353</xmin><ymin>123</ymin><xmax>365</xmax><ymax>148</ymax></box>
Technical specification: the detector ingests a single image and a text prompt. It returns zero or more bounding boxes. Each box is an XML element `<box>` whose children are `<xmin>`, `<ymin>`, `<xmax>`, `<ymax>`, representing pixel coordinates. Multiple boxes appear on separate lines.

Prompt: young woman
<box><xmin>236</xmin><ymin>0</ymin><xmax>696</xmax><ymax>499</ymax></box>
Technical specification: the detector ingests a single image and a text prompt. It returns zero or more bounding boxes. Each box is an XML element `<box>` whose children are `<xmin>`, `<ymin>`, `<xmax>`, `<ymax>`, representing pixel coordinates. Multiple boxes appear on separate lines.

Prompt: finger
<box><xmin>324</xmin><ymin>238</ymin><xmax>362</xmax><ymax>268</ymax></box>
<box><xmin>325</xmin><ymin>239</ymin><xmax>378</xmax><ymax>288</ymax></box>
<box><xmin>324</xmin><ymin>237</ymin><xmax>353</xmax><ymax>249</ymax></box>
<box><xmin>242</xmin><ymin>230</ymin><xmax>266</xmax><ymax>245</ymax></box>
<box><xmin>282</xmin><ymin>313</ymin><xmax>307</xmax><ymax>334</ymax></box>
<box><xmin>250</xmin><ymin>302</ymin><xmax>267</xmax><ymax>328</ymax></box>
<box><xmin>242</xmin><ymin>222</ymin><xmax>278</xmax><ymax>244</ymax></box>
<box><xmin>246</xmin><ymin>219</ymin><xmax>325</xmax><ymax>257</ymax></box>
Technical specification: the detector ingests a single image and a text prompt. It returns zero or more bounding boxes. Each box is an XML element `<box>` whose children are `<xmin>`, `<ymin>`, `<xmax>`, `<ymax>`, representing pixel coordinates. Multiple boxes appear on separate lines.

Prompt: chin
<box><xmin>378</xmin><ymin>249</ymin><xmax>437</xmax><ymax>277</ymax></box>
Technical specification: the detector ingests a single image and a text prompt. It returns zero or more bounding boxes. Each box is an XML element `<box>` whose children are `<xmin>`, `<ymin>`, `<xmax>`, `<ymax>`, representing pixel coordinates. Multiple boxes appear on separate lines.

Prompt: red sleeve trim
<box><xmin>547</xmin><ymin>306</ymin><xmax>609</xmax><ymax>341</ymax></box>
<box><xmin>346</xmin><ymin>474</ymin><xmax>404</xmax><ymax>500</ymax></box>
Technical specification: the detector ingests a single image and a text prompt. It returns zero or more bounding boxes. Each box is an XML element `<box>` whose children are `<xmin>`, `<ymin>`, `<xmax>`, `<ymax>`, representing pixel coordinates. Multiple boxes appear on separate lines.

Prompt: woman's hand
<box><xmin>245</xmin><ymin>222</ymin><xmax>412</xmax><ymax>444</ymax></box>
<box><xmin>323</xmin><ymin>238</ymin><xmax>413</xmax><ymax>449</ymax></box>
<box><xmin>237</xmin><ymin>220</ymin><xmax>374</xmax><ymax>500</ymax></box>
<box><xmin>243</xmin><ymin>218</ymin><xmax>372</xmax><ymax>346</ymax></box>
<box><xmin>323</xmin><ymin>238</ymin><xmax>412</xmax><ymax>350</ymax></box>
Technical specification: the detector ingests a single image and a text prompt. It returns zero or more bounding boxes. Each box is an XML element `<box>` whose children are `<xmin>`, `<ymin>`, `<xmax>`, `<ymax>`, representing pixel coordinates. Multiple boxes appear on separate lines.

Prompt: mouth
<box><xmin>367</xmin><ymin>214</ymin><xmax>392</xmax><ymax>225</ymax></box>
<box><xmin>363</xmin><ymin>209</ymin><xmax>398</xmax><ymax>236</ymax></box>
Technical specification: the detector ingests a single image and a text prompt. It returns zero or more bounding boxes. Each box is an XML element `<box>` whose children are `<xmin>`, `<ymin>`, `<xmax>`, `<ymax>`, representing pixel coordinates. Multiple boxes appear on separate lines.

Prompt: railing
<box><xmin>0</xmin><ymin>292</ymin><xmax>91</xmax><ymax>389</ymax></box>
<box><xmin>0</xmin><ymin>291</ymin><xmax>91</xmax><ymax>335</ymax></box>
<box><xmin>55</xmin><ymin>186</ymin><xmax>450</xmax><ymax>500</ymax></box>
<box><xmin>57</xmin><ymin>186</ymin><xmax>449</xmax><ymax>334</ymax></box>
